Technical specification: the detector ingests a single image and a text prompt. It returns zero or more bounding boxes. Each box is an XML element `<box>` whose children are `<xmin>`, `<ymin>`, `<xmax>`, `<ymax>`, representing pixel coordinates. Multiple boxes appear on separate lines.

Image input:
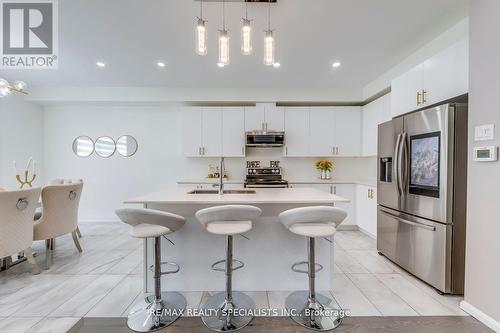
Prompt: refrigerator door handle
<box><xmin>394</xmin><ymin>133</ymin><xmax>402</xmax><ymax>195</ymax></box>
<box><xmin>380</xmin><ymin>209</ymin><xmax>436</xmax><ymax>232</ymax></box>
<box><xmin>400</xmin><ymin>132</ymin><xmax>409</xmax><ymax>193</ymax></box>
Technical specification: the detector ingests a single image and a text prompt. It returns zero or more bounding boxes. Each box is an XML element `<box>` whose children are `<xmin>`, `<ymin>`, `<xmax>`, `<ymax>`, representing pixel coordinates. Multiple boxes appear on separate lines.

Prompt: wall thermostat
<box><xmin>473</xmin><ymin>146</ymin><xmax>498</xmax><ymax>162</ymax></box>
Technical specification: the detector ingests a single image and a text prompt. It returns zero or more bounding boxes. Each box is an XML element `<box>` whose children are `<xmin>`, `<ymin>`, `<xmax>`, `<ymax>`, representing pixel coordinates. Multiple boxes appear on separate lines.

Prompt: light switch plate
<box><xmin>474</xmin><ymin>124</ymin><xmax>495</xmax><ymax>141</ymax></box>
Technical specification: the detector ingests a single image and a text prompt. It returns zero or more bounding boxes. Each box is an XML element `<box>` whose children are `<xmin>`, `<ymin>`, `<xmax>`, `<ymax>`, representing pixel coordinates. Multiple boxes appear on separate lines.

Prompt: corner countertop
<box><xmin>124</xmin><ymin>187</ymin><xmax>349</xmax><ymax>205</ymax></box>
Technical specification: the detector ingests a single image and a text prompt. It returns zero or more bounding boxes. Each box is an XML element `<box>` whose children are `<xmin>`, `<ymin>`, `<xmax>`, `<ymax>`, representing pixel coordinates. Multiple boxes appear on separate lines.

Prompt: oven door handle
<box><xmin>244</xmin><ymin>184</ymin><xmax>289</xmax><ymax>188</ymax></box>
<box><xmin>380</xmin><ymin>209</ymin><xmax>436</xmax><ymax>231</ymax></box>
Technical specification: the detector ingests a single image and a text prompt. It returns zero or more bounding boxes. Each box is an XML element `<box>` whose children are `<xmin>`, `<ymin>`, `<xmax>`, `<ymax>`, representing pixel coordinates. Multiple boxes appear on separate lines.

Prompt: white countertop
<box><xmin>125</xmin><ymin>187</ymin><xmax>349</xmax><ymax>205</ymax></box>
<box><xmin>177</xmin><ymin>178</ymin><xmax>377</xmax><ymax>187</ymax></box>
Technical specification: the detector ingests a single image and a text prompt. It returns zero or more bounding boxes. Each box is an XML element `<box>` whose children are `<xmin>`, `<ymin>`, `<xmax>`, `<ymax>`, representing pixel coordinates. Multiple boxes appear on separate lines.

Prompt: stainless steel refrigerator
<box><xmin>377</xmin><ymin>103</ymin><xmax>467</xmax><ymax>294</ymax></box>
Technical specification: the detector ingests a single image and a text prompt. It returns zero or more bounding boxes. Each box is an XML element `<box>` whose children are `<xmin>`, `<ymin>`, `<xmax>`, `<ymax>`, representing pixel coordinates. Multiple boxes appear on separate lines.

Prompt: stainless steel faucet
<box><xmin>219</xmin><ymin>157</ymin><xmax>225</xmax><ymax>195</ymax></box>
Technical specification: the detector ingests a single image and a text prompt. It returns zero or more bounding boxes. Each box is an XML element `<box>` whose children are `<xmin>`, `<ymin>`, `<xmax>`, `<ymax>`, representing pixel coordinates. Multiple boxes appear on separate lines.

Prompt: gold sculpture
<box><xmin>14</xmin><ymin>158</ymin><xmax>36</xmax><ymax>189</ymax></box>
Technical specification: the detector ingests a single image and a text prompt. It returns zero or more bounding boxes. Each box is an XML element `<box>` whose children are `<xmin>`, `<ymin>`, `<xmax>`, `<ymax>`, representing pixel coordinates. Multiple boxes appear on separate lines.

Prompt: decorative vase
<box><xmin>320</xmin><ymin>169</ymin><xmax>331</xmax><ymax>180</ymax></box>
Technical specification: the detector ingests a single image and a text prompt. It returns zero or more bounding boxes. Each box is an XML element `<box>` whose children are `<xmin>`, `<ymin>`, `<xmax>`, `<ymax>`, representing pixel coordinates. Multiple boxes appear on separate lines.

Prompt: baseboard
<box><xmin>358</xmin><ymin>226</ymin><xmax>376</xmax><ymax>239</ymax></box>
<box><xmin>460</xmin><ymin>300</ymin><xmax>500</xmax><ymax>332</ymax></box>
<box><xmin>337</xmin><ymin>225</ymin><xmax>359</xmax><ymax>231</ymax></box>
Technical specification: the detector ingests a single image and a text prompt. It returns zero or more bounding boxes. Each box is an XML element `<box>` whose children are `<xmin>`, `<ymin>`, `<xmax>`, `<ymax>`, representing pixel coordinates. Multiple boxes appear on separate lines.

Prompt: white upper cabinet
<box><xmin>201</xmin><ymin>107</ymin><xmax>222</xmax><ymax>157</ymax></box>
<box><xmin>423</xmin><ymin>38</ymin><xmax>469</xmax><ymax>106</ymax></box>
<box><xmin>334</xmin><ymin>107</ymin><xmax>361</xmax><ymax>156</ymax></box>
<box><xmin>309</xmin><ymin>108</ymin><xmax>335</xmax><ymax>156</ymax></box>
<box><xmin>244</xmin><ymin>103</ymin><xmax>284</xmax><ymax>131</ymax></box>
<box><xmin>284</xmin><ymin>107</ymin><xmax>310</xmax><ymax>157</ymax></box>
<box><xmin>222</xmin><ymin>107</ymin><xmax>245</xmax><ymax>157</ymax></box>
<box><xmin>391</xmin><ymin>64</ymin><xmax>424</xmax><ymax>117</ymax></box>
<box><xmin>182</xmin><ymin>107</ymin><xmax>203</xmax><ymax>157</ymax></box>
<box><xmin>361</xmin><ymin>94</ymin><xmax>392</xmax><ymax>156</ymax></box>
<box><xmin>391</xmin><ymin>38</ymin><xmax>469</xmax><ymax>117</ymax></box>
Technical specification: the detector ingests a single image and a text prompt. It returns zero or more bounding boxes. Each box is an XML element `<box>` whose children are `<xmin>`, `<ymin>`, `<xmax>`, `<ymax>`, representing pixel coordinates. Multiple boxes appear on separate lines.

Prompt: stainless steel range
<box><xmin>244</xmin><ymin>166</ymin><xmax>288</xmax><ymax>188</ymax></box>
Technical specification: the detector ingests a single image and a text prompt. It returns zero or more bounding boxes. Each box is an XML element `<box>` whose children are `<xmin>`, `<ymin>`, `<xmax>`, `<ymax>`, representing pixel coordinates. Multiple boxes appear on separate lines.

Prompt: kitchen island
<box><xmin>125</xmin><ymin>187</ymin><xmax>349</xmax><ymax>293</ymax></box>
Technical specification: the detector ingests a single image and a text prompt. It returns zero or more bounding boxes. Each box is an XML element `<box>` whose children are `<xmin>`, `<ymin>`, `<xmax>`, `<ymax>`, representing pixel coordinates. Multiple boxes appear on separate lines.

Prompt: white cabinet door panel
<box><xmin>391</xmin><ymin>63</ymin><xmax>424</xmax><ymax>117</ymax></box>
<box><xmin>334</xmin><ymin>107</ymin><xmax>361</xmax><ymax>156</ymax></box>
<box><xmin>265</xmin><ymin>105</ymin><xmax>285</xmax><ymax>131</ymax></box>
<box><xmin>201</xmin><ymin>107</ymin><xmax>222</xmax><ymax>157</ymax></box>
<box><xmin>309</xmin><ymin>108</ymin><xmax>335</xmax><ymax>157</ymax></box>
<box><xmin>333</xmin><ymin>184</ymin><xmax>356</xmax><ymax>226</ymax></box>
<box><xmin>284</xmin><ymin>108</ymin><xmax>310</xmax><ymax>157</ymax></box>
<box><xmin>222</xmin><ymin>107</ymin><xmax>245</xmax><ymax>157</ymax></box>
<box><xmin>423</xmin><ymin>38</ymin><xmax>469</xmax><ymax>106</ymax></box>
<box><xmin>182</xmin><ymin>107</ymin><xmax>203</xmax><ymax>157</ymax></box>
<box><xmin>244</xmin><ymin>105</ymin><xmax>265</xmax><ymax>131</ymax></box>
<box><xmin>356</xmin><ymin>185</ymin><xmax>377</xmax><ymax>238</ymax></box>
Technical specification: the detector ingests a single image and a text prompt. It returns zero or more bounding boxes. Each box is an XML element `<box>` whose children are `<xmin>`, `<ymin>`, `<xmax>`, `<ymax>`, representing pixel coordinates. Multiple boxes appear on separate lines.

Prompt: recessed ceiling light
<box><xmin>96</xmin><ymin>61</ymin><xmax>106</xmax><ymax>68</ymax></box>
<box><xmin>332</xmin><ymin>61</ymin><xmax>341</xmax><ymax>68</ymax></box>
<box><xmin>273</xmin><ymin>62</ymin><xmax>281</xmax><ymax>68</ymax></box>
<box><xmin>157</xmin><ymin>61</ymin><xmax>166</xmax><ymax>68</ymax></box>
<box><xmin>217</xmin><ymin>62</ymin><xmax>225</xmax><ymax>68</ymax></box>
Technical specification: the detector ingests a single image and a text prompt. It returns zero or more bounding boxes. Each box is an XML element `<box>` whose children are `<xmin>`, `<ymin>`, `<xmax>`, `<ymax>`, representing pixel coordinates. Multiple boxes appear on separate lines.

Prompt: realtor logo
<box><xmin>1</xmin><ymin>0</ymin><xmax>58</xmax><ymax>69</ymax></box>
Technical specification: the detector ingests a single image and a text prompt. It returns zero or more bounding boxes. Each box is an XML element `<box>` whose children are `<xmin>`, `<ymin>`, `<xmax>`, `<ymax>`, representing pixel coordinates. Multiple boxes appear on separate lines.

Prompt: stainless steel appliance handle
<box><xmin>396</xmin><ymin>133</ymin><xmax>406</xmax><ymax>195</ymax></box>
<box><xmin>400</xmin><ymin>132</ymin><xmax>409</xmax><ymax>193</ymax></box>
<box><xmin>394</xmin><ymin>133</ymin><xmax>402</xmax><ymax>195</ymax></box>
<box><xmin>380</xmin><ymin>209</ymin><xmax>436</xmax><ymax>231</ymax></box>
<box><xmin>245</xmin><ymin>184</ymin><xmax>289</xmax><ymax>188</ymax></box>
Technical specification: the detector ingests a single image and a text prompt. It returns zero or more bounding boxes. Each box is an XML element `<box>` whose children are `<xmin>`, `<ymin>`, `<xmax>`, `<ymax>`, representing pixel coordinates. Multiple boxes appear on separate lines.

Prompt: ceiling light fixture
<box><xmin>157</xmin><ymin>61</ymin><xmax>166</xmax><ymax>68</ymax></box>
<box><xmin>332</xmin><ymin>61</ymin><xmax>341</xmax><ymax>68</ymax></box>
<box><xmin>196</xmin><ymin>0</ymin><xmax>207</xmax><ymax>55</ymax></box>
<box><xmin>218</xmin><ymin>0</ymin><xmax>230</xmax><ymax>66</ymax></box>
<box><xmin>96</xmin><ymin>61</ymin><xmax>106</xmax><ymax>68</ymax></box>
<box><xmin>263</xmin><ymin>0</ymin><xmax>275</xmax><ymax>66</ymax></box>
<box><xmin>273</xmin><ymin>62</ymin><xmax>280</xmax><ymax>68</ymax></box>
<box><xmin>241</xmin><ymin>2</ymin><xmax>252</xmax><ymax>55</ymax></box>
<box><xmin>0</xmin><ymin>78</ymin><xmax>28</xmax><ymax>98</ymax></box>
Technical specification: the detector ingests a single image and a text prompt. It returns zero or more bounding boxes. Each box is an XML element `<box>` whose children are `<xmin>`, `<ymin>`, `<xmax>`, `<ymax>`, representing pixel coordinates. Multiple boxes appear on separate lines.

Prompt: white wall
<box><xmin>0</xmin><ymin>95</ymin><xmax>44</xmax><ymax>189</ymax></box>
<box><xmin>363</xmin><ymin>18</ymin><xmax>469</xmax><ymax>99</ymax></box>
<box><xmin>43</xmin><ymin>106</ymin><xmax>182</xmax><ymax>221</ymax></box>
<box><xmin>461</xmin><ymin>0</ymin><xmax>500</xmax><ymax>329</ymax></box>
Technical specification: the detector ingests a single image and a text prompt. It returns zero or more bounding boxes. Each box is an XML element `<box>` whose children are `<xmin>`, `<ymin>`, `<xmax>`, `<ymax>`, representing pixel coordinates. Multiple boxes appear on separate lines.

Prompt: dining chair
<box><xmin>34</xmin><ymin>182</ymin><xmax>84</xmax><ymax>266</ymax></box>
<box><xmin>0</xmin><ymin>187</ymin><xmax>42</xmax><ymax>273</ymax></box>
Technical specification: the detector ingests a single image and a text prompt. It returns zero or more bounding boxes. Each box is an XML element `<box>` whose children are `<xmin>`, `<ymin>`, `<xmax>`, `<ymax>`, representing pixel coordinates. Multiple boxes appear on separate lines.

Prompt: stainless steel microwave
<box><xmin>245</xmin><ymin>131</ymin><xmax>285</xmax><ymax>147</ymax></box>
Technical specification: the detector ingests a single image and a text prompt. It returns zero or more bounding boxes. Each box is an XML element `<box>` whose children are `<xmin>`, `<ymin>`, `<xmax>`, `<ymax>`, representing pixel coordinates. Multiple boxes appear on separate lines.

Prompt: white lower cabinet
<box><xmin>355</xmin><ymin>184</ymin><xmax>377</xmax><ymax>238</ymax></box>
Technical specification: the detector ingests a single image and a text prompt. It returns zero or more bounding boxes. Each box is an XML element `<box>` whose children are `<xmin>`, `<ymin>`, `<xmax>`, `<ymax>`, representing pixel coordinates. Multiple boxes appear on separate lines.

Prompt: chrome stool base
<box><xmin>127</xmin><ymin>291</ymin><xmax>186</xmax><ymax>333</ymax></box>
<box><xmin>201</xmin><ymin>291</ymin><xmax>255</xmax><ymax>332</ymax></box>
<box><xmin>285</xmin><ymin>291</ymin><xmax>342</xmax><ymax>331</ymax></box>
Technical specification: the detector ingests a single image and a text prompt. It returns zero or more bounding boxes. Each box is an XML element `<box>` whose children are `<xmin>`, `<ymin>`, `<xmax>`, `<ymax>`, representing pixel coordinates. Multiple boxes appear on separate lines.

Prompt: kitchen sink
<box><xmin>187</xmin><ymin>189</ymin><xmax>256</xmax><ymax>195</ymax></box>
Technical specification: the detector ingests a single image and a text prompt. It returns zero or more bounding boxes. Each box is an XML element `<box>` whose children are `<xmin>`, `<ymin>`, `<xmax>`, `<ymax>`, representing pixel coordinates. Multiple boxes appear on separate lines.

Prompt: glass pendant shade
<box><xmin>263</xmin><ymin>30</ymin><xmax>275</xmax><ymax>66</ymax></box>
<box><xmin>0</xmin><ymin>78</ymin><xmax>11</xmax><ymax>98</ymax></box>
<box><xmin>241</xmin><ymin>18</ymin><xmax>252</xmax><ymax>55</ymax></box>
<box><xmin>218</xmin><ymin>29</ymin><xmax>230</xmax><ymax>66</ymax></box>
<box><xmin>196</xmin><ymin>18</ymin><xmax>207</xmax><ymax>55</ymax></box>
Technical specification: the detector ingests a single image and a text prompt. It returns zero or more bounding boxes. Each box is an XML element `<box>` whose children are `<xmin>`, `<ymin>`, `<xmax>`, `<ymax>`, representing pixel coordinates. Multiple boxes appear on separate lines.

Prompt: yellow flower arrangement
<box><xmin>315</xmin><ymin>160</ymin><xmax>333</xmax><ymax>171</ymax></box>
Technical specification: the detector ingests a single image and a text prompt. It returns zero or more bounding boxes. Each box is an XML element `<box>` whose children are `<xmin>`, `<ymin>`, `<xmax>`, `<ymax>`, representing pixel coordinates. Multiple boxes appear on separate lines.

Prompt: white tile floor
<box><xmin>0</xmin><ymin>222</ymin><xmax>468</xmax><ymax>333</ymax></box>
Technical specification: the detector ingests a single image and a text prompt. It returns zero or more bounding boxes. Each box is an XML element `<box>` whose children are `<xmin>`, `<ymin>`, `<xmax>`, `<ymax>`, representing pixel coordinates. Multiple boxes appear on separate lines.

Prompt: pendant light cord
<box><xmin>267</xmin><ymin>0</ymin><xmax>271</xmax><ymax>31</ymax></box>
<box><xmin>245</xmin><ymin>2</ymin><xmax>248</xmax><ymax>20</ymax></box>
<box><xmin>222</xmin><ymin>0</ymin><xmax>226</xmax><ymax>30</ymax></box>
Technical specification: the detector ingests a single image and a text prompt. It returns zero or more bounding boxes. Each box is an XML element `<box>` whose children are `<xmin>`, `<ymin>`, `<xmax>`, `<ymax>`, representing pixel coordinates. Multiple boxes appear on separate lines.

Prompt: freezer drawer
<box><xmin>377</xmin><ymin>206</ymin><xmax>452</xmax><ymax>293</ymax></box>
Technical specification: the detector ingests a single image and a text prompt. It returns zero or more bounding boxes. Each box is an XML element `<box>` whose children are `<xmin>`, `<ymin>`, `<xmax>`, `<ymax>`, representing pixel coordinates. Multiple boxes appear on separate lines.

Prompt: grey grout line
<box><xmin>343</xmin><ymin>273</ymin><xmax>383</xmax><ymax>316</ymax></box>
<box><xmin>370</xmin><ymin>272</ymin><xmax>422</xmax><ymax>315</ymax></box>
<box><xmin>80</xmin><ymin>274</ymin><xmax>129</xmax><ymax>318</ymax></box>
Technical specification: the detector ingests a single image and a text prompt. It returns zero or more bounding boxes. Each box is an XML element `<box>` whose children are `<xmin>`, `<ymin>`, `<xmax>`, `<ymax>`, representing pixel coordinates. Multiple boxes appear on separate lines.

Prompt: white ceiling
<box><xmin>2</xmin><ymin>0</ymin><xmax>469</xmax><ymax>90</ymax></box>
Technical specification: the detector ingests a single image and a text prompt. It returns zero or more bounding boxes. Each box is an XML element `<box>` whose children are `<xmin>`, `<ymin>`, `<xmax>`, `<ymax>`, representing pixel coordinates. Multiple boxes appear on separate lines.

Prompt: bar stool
<box><xmin>116</xmin><ymin>208</ymin><xmax>187</xmax><ymax>332</ymax></box>
<box><xmin>196</xmin><ymin>205</ymin><xmax>262</xmax><ymax>332</ymax></box>
<box><xmin>279</xmin><ymin>206</ymin><xmax>347</xmax><ymax>331</ymax></box>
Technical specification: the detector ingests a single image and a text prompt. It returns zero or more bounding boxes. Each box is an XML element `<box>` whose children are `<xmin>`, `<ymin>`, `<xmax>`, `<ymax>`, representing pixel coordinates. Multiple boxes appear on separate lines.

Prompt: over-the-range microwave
<box><xmin>245</xmin><ymin>131</ymin><xmax>285</xmax><ymax>147</ymax></box>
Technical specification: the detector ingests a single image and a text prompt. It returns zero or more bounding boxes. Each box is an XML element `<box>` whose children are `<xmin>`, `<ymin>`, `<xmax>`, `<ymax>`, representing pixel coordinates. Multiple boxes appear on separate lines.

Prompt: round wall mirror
<box><xmin>116</xmin><ymin>135</ymin><xmax>138</xmax><ymax>157</ymax></box>
<box><xmin>72</xmin><ymin>136</ymin><xmax>94</xmax><ymax>157</ymax></box>
<box><xmin>95</xmin><ymin>136</ymin><xmax>116</xmax><ymax>158</ymax></box>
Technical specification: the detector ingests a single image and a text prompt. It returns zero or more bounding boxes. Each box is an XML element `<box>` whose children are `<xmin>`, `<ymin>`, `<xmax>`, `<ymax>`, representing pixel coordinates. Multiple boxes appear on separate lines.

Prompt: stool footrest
<box><xmin>291</xmin><ymin>261</ymin><xmax>323</xmax><ymax>274</ymax></box>
<box><xmin>211</xmin><ymin>259</ymin><xmax>244</xmax><ymax>272</ymax></box>
<box><xmin>148</xmin><ymin>261</ymin><xmax>180</xmax><ymax>275</ymax></box>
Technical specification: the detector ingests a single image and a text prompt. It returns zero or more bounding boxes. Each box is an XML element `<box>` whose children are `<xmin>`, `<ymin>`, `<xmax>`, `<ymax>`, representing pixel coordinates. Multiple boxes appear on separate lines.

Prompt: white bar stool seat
<box><xmin>196</xmin><ymin>205</ymin><xmax>262</xmax><ymax>332</ymax></box>
<box><xmin>116</xmin><ymin>208</ymin><xmax>186</xmax><ymax>333</ymax></box>
<box><xmin>279</xmin><ymin>206</ymin><xmax>347</xmax><ymax>331</ymax></box>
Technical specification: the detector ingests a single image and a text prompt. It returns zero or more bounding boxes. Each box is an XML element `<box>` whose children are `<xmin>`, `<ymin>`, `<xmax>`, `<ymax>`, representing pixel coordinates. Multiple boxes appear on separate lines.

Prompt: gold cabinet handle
<box><xmin>336</xmin><ymin>147</ymin><xmax>339</xmax><ymax>155</ymax></box>
<box><xmin>422</xmin><ymin>90</ymin><xmax>427</xmax><ymax>104</ymax></box>
<box><xmin>241</xmin><ymin>146</ymin><xmax>245</xmax><ymax>155</ymax></box>
<box><xmin>199</xmin><ymin>147</ymin><xmax>202</xmax><ymax>155</ymax></box>
<box><xmin>416</xmin><ymin>91</ymin><xmax>422</xmax><ymax>105</ymax></box>
<box><xmin>285</xmin><ymin>146</ymin><xmax>288</xmax><ymax>155</ymax></box>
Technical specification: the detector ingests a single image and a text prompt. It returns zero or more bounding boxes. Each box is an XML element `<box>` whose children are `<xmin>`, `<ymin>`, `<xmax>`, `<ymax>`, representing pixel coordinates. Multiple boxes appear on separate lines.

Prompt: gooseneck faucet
<box><xmin>219</xmin><ymin>157</ymin><xmax>225</xmax><ymax>195</ymax></box>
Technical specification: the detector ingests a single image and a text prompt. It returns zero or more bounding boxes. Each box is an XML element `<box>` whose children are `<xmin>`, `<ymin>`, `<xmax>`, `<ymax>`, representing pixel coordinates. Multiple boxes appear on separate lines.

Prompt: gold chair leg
<box><xmin>76</xmin><ymin>226</ymin><xmax>82</xmax><ymax>238</ymax></box>
<box><xmin>72</xmin><ymin>231</ymin><xmax>83</xmax><ymax>253</ymax></box>
<box><xmin>24</xmin><ymin>247</ymin><xmax>40</xmax><ymax>274</ymax></box>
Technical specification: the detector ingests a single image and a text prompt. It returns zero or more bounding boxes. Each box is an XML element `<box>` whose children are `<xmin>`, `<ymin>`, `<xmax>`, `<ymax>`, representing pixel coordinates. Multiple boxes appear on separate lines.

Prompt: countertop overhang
<box><xmin>124</xmin><ymin>187</ymin><xmax>349</xmax><ymax>205</ymax></box>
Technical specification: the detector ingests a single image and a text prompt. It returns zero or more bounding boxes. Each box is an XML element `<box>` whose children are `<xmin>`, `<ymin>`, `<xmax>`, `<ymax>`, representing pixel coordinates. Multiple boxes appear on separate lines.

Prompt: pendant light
<box><xmin>263</xmin><ymin>0</ymin><xmax>275</xmax><ymax>66</ymax></box>
<box><xmin>196</xmin><ymin>0</ymin><xmax>207</xmax><ymax>55</ymax></box>
<box><xmin>218</xmin><ymin>0</ymin><xmax>230</xmax><ymax>66</ymax></box>
<box><xmin>0</xmin><ymin>78</ymin><xmax>28</xmax><ymax>98</ymax></box>
<box><xmin>241</xmin><ymin>2</ymin><xmax>252</xmax><ymax>55</ymax></box>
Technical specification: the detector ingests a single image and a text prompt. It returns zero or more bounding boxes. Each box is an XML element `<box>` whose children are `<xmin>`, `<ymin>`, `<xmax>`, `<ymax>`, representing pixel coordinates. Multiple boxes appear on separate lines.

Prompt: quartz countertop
<box><xmin>125</xmin><ymin>187</ymin><xmax>349</xmax><ymax>205</ymax></box>
<box><xmin>177</xmin><ymin>179</ymin><xmax>377</xmax><ymax>187</ymax></box>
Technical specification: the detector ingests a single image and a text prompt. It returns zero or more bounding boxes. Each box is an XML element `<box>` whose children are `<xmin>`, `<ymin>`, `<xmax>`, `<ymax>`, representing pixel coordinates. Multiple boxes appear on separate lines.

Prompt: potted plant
<box><xmin>315</xmin><ymin>160</ymin><xmax>333</xmax><ymax>180</ymax></box>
